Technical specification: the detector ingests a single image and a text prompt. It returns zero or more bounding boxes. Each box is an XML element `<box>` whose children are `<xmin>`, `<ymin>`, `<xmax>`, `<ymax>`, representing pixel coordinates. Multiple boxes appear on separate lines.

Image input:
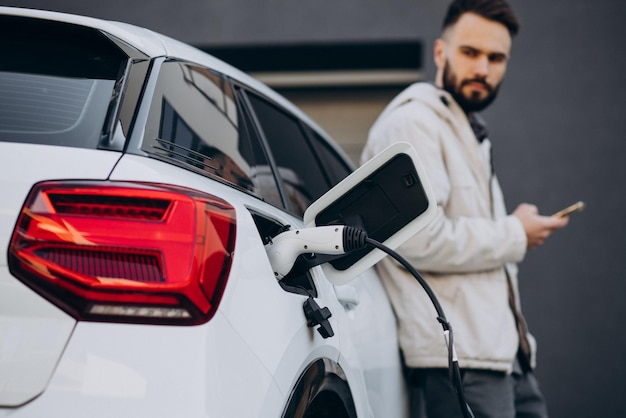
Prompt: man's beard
<box><xmin>442</xmin><ymin>61</ymin><xmax>500</xmax><ymax>113</ymax></box>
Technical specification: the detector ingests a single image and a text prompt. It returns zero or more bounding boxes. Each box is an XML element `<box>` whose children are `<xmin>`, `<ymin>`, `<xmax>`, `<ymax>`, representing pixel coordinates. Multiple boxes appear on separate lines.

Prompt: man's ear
<box><xmin>434</xmin><ymin>38</ymin><xmax>446</xmax><ymax>70</ymax></box>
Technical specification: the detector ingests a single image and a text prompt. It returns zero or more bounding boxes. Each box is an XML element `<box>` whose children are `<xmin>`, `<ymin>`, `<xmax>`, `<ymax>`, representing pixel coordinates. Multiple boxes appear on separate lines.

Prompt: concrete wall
<box><xmin>5</xmin><ymin>0</ymin><xmax>626</xmax><ymax>416</ymax></box>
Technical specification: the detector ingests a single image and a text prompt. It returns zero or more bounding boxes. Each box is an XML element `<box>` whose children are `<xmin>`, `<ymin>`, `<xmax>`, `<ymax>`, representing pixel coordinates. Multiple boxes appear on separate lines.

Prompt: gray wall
<box><xmin>5</xmin><ymin>0</ymin><xmax>626</xmax><ymax>416</ymax></box>
<box><xmin>487</xmin><ymin>2</ymin><xmax>626</xmax><ymax>417</ymax></box>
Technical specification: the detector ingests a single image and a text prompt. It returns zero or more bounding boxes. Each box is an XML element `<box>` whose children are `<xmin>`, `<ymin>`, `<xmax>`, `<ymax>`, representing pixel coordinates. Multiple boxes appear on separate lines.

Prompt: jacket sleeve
<box><xmin>368</xmin><ymin>103</ymin><xmax>527</xmax><ymax>274</ymax></box>
<box><xmin>399</xmin><ymin>208</ymin><xmax>527</xmax><ymax>273</ymax></box>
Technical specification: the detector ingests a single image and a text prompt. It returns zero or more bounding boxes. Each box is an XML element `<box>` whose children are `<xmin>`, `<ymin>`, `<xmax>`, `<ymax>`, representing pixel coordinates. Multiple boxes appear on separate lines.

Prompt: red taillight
<box><xmin>8</xmin><ymin>181</ymin><xmax>236</xmax><ymax>325</ymax></box>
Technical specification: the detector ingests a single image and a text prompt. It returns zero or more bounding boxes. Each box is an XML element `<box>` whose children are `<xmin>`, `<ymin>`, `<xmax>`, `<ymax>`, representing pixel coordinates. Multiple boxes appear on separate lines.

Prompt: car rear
<box><xmin>0</xmin><ymin>10</ymin><xmax>277</xmax><ymax>416</ymax></box>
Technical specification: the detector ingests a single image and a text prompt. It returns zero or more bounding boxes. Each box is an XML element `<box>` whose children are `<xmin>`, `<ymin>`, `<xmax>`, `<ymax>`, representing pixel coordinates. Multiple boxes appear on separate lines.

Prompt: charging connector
<box><xmin>265</xmin><ymin>225</ymin><xmax>367</xmax><ymax>279</ymax></box>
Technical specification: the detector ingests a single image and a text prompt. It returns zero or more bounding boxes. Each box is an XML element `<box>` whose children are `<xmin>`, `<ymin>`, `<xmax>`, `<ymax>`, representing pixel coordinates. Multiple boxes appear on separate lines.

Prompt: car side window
<box><xmin>305</xmin><ymin>127</ymin><xmax>352</xmax><ymax>188</ymax></box>
<box><xmin>245</xmin><ymin>92</ymin><xmax>332</xmax><ymax>217</ymax></box>
<box><xmin>141</xmin><ymin>60</ymin><xmax>281</xmax><ymax>206</ymax></box>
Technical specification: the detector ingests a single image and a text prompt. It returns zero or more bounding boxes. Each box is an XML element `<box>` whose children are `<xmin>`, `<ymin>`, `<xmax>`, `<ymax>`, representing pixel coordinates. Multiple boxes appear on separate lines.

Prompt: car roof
<box><xmin>0</xmin><ymin>6</ymin><xmax>328</xmax><ymax>138</ymax></box>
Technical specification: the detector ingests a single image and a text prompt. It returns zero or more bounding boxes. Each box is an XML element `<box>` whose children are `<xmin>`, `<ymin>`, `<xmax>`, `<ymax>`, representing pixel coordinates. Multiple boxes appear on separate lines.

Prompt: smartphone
<box><xmin>552</xmin><ymin>201</ymin><xmax>585</xmax><ymax>218</ymax></box>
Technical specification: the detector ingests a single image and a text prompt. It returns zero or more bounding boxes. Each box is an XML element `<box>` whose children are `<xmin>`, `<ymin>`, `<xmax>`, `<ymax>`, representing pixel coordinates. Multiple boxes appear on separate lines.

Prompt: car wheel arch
<box><xmin>282</xmin><ymin>358</ymin><xmax>357</xmax><ymax>418</ymax></box>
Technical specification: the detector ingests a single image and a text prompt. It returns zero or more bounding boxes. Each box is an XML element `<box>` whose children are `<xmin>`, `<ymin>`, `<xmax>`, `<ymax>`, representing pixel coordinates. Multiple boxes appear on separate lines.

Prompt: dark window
<box><xmin>141</xmin><ymin>61</ymin><xmax>281</xmax><ymax>204</ymax></box>
<box><xmin>306</xmin><ymin>128</ymin><xmax>352</xmax><ymax>187</ymax></box>
<box><xmin>0</xmin><ymin>15</ymin><xmax>128</xmax><ymax>149</ymax></box>
<box><xmin>246</xmin><ymin>93</ymin><xmax>332</xmax><ymax>217</ymax></box>
<box><xmin>236</xmin><ymin>93</ymin><xmax>284</xmax><ymax>208</ymax></box>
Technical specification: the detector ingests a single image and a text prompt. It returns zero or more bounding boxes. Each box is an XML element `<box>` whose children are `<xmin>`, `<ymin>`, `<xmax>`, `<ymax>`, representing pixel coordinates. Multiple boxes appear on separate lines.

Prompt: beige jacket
<box><xmin>362</xmin><ymin>83</ymin><xmax>533</xmax><ymax>373</ymax></box>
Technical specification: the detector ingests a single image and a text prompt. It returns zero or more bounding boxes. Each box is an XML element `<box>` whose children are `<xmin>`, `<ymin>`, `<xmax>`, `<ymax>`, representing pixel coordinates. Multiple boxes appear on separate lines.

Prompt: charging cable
<box><xmin>365</xmin><ymin>236</ymin><xmax>474</xmax><ymax>418</ymax></box>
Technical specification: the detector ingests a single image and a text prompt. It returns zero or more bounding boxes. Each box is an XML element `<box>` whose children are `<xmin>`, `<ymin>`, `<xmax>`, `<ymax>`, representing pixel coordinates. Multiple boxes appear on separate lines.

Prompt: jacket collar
<box><xmin>378</xmin><ymin>83</ymin><xmax>492</xmax><ymax>193</ymax></box>
<box><xmin>431</xmin><ymin>85</ymin><xmax>493</xmax><ymax>194</ymax></box>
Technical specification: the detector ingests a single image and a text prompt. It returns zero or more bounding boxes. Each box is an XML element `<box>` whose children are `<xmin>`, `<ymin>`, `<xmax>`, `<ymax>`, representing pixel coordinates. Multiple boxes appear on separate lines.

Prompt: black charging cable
<box><xmin>340</xmin><ymin>226</ymin><xmax>474</xmax><ymax>418</ymax></box>
<box><xmin>363</xmin><ymin>236</ymin><xmax>474</xmax><ymax>418</ymax></box>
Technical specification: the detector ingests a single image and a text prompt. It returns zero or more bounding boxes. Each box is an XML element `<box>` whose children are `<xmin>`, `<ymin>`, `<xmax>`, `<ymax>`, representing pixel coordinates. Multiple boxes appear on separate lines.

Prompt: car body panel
<box><xmin>0</xmin><ymin>319</ymin><xmax>282</xmax><ymax>417</ymax></box>
<box><xmin>334</xmin><ymin>268</ymin><xmax>409</xmax><ymax>417</ymax></box>
<box><xmin>0</xmin><ymin>266</ymin><xmax>75</xmax><ymax>407</ymax></box>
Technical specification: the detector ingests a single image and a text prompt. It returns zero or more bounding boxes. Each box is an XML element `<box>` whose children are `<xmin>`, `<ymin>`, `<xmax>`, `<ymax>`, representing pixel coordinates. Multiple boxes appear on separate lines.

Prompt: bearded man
<box><xmin>361</xmin><ymin>0</ymin><xmax>569</xmax><ymax>417</ymax></box>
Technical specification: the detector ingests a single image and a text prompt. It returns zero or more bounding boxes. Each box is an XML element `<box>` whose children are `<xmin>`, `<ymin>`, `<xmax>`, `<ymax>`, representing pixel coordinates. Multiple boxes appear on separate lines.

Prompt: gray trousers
<box><xmin>407</xmin><ymin>365</ymin><xmax>549</xmax><ymax>418</ymax></box>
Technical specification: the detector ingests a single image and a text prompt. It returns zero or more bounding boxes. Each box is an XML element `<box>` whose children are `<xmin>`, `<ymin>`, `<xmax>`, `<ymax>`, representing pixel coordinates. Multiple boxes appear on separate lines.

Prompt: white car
<box><xmin>0</xmin><ymin>7</ymin><xmax>436</xmax><ymax>418</ymax></box>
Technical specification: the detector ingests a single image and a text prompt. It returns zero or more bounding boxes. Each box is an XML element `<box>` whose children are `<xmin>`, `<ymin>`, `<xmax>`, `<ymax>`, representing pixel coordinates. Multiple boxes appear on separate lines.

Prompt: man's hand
<box><xmin>513</xmin><ymin>203</ymin><xmax>569</xmax><ymax>250</ymax></box>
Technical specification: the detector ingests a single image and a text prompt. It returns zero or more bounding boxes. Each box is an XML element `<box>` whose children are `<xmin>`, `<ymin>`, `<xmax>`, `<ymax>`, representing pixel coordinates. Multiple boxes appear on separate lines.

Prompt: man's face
<box><xmin>435</xmin><ymin>12</ymin><xmax>512</xmax><ymax>113</ymax></box>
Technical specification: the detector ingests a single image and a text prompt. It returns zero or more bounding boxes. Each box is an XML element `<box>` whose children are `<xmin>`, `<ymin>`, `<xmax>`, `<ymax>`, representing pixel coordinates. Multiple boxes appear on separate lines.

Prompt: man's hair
<box><xmin>442</xmin><ymin>0</ymin><xmax>520</xmax><ymax>37</ymax></box>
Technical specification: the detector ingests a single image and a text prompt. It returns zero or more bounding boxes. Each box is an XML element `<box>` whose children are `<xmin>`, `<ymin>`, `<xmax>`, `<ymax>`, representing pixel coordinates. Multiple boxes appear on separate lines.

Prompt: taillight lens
<box><xmin>8</xmin><ymin>181</ymin><xmax>236</xmax><ymax>325</ymax></box>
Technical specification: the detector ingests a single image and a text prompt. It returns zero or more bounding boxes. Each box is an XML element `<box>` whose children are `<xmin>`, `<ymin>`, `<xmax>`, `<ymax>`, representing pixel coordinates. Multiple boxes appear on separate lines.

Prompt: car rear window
<box><xmin>0</xmin><ymin>15</ymin><xmax>128</xmax><ymax>149</ymax></box>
